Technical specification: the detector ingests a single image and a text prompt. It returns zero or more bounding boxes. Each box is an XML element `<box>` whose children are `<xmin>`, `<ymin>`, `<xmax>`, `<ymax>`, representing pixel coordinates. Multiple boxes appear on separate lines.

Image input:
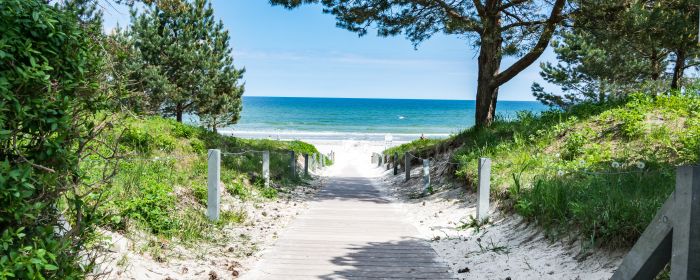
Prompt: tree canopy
<box><xmin>124</xmin><ymin>0</ymin><xmax>245</xmax><ymax>128</ymax></box>
<box><xmin>271</xmin><ymin>0</ymin><xmax>569</xmax><ymax>127</ymax></box>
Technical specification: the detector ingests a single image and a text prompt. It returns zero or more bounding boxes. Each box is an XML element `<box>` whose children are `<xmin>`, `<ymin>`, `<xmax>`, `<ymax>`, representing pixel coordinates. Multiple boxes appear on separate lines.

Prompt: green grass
<box><xmin>384</xmin><ymin>89</ymin><xmax>700</xmax><ymax>249</ymax></box>
<box><xmin>86</xmin><ymin>116</ymin><xmax>318</xmax><ymax>244</ymax></box>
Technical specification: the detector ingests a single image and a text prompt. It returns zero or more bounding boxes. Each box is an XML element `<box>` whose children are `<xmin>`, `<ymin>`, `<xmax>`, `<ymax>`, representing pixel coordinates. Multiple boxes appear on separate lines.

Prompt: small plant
<box><xmin>118</xmin><ymin>182</ymin><xmax>178</xmax><ymax>235</ymax></box>
<box><xmin>226</xmin><ymin>180</ymin><xmax>251</xmax><ymax>200</ymax></box>
<box><xmin>562</xmin><ymin>131</ymin><xmax>588</xmax><ymax>160</ymax></box>
<box><xmin>466</xmin><ymin>237</ymin><xmax>510</xmax><ymax>257</ymax></box>
<box><xmin>219</xmin><ymin>210</ymin><xmax>247</xmax><ymax>226</ymax></box>
<box><xmin>457</xmin><ymin>215</ymin><xmax>491</xmax><ymax>233</ymax></box>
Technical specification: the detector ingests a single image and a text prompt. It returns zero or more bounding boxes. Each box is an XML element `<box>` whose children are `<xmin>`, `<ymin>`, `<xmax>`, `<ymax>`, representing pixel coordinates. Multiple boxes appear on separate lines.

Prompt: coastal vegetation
<box><xmin>386</xmin><ymin>86</ymin><xmax>700</xmax><ymax>249</ymax></box>
<box><xmin>0</xmin><ymin>0</ymin><xmax>315</xmax><ymax>278</ymax></box>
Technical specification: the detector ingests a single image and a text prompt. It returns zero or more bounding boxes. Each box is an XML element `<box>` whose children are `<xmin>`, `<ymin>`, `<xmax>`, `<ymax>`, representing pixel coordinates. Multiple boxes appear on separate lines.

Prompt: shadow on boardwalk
<box><xmin>319</xmin><ymin>238</ymin><xmax>455</xmax><ymax>280</ymax></box>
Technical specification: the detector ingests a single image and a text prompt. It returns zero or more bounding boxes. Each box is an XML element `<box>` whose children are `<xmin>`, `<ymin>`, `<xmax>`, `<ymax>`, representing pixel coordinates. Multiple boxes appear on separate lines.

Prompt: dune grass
<box><xmin>84</xmin><ymin>116</ymin><xmax>319</xmax><ymax>244</ymax></box>
<box><xmin>385</xmin><ymin>89</ymin><xmax>700</xmax><ymax>249</ymax></box>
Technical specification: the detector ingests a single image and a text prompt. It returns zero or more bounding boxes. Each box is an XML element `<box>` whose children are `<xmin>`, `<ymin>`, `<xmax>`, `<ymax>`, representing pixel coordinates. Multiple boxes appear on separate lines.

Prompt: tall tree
<box><xmin>270</xmin><ymin>0</ymin><xmax>568</xmax><ymax>127</ymax></box>
<box><xmin>129</xmin><ymin>0</ymin><xmax>244</xmax><ymax>124</ymax></box>
<box><xmin>532</xmin><ymin>28</ymin><xmax>666</xmax><ymax>108</ymax></box>
<box><xmin>196</xmin><ymin>4</ymin><xmax>245</xmax><ymax>132</ymax></box>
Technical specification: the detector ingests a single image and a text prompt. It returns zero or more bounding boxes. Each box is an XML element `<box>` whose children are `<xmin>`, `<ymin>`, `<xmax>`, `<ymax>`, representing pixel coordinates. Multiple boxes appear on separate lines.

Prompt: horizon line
<box><xmin>242</xmin><ymin>95</ymin><xmax>540</xmax><ymax>102</ymax></box>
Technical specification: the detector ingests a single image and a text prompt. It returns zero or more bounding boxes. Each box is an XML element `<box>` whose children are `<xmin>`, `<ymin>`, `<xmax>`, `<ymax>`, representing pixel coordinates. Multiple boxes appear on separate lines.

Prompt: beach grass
<box><xmin>384</xmin><ymin>89</ymin><xmax>700</xmax><ymax>249</ymax></box>
<box><xmin>85</xmin><ymin>116</ymin><xmax>318</xmax><ymax>244</ymax></box>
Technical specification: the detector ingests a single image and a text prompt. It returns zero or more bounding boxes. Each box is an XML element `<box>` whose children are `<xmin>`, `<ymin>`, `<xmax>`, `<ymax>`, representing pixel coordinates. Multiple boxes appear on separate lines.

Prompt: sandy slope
<box><xmin>373</xmin><ymin>152</ymin><xmax>625</xmax><ymax>279</ymax></box>
<box><xmin>95</xmin><ymin>172</ymin><xmax>326</xmax><ymax>279</ymax></box>
<box><xmin>98</xmin><ymin>139</ymin><xmax>624</xmax><ymax>279</ymax></box>
<box><xmin>314</xmin><ymin>140</ymin><xmax>624</xmax><ymax>280</ymax></box>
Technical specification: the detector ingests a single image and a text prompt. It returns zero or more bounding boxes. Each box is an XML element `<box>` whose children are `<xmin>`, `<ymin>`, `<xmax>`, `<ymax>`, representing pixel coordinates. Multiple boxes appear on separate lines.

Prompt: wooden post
<box><xmin>611</xmin><ymin>166</ymin><xmax>700</xmax><ymax>280</ymax></box>
<box><xmin>207</xmin><ymin>149</ymin><xmax>220</xmax><ymax>221</ymax></box>
<box><xmin>393</xmin><ymin>152</ymin><xmax>398</xmax><ymax>175</ymax></box>
<box><xmin>289</xmin><ymin>150</ymin><xmax>296</xmax><ymax>177</ymax></box>
<box><xmin>405</xmin><ymin>152</ymin><xmax>410</xmax><ymax>181</ymax></box>
<box><xmin>304</xmin><ymin>154</ymin><xmax>309</xmax><ymax>176</ymax></box>
<box><xmin>312</xmin><ymin>153</ymin><xmax>317</xmax><ymax>170</ymax></box>
<box><xmin>262</xmin><ymin>150</ymin><xmax>270</xmax><ymax>187</ymax></box>
<box><xmin>477</xmin><ymin>158</ymin><xmax>491</xmax><ymax>221</ymax></box>
<box><xmin>422</xmin><ymin>159</ymin><xmax>430</xmax><ymax>194</ymax></box>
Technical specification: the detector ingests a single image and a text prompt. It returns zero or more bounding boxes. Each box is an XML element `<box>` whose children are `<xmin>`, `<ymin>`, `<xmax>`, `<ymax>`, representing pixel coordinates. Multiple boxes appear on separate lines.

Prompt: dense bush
<box><xmin>0</xmin><ymin>0</ymin><xmax>113</xmax><ymax>278</ymax></box>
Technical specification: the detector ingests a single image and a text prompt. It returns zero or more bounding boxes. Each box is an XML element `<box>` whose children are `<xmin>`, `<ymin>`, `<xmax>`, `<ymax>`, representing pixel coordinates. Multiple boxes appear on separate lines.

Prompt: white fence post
<box><xmin>477</xmin><ymin>158</ymin><xmax>491</xmax><ymax>221</ymax></box>
<box><xmin>405</xmin><ymin>152</ymin><xmax>410</xmax><ymax>181</ymax></box>
<box><xmin>207</xmin><ymin>149</ymin><xmax>220</xmax><ymax>221</ymax></box>
<box><xmin>422</xmin><ymin>159</ymin><xmax>430</xmax><ymax>194</ymax></box>
<box><xmin>262</xmin><ymin>150</ymin><xmax>270</xmax><ymax>187</ymax></box>
<box><xmin>289</xmin><ymin>150</ymin><xmax>296</xmax><ymax>177</ymax></box>
<box><xmin>394</xmin><ymin>152</ymin><xmax>399</xmax><ymax>175</ymax></box>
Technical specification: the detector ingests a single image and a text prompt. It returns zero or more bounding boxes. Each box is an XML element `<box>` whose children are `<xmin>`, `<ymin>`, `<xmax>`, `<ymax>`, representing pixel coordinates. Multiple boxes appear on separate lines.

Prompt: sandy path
<box><xmin>242</xmin><ymin>144</ymin><xmax>455</xmax><ymax>279</ymax></box>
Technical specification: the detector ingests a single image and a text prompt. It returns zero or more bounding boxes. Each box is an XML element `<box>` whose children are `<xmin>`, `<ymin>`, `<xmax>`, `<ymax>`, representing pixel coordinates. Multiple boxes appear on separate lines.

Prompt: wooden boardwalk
<box><xmin>244</xmin><ymin>165</ymin><xmax>455</xmax><ymax>280</ymax></box>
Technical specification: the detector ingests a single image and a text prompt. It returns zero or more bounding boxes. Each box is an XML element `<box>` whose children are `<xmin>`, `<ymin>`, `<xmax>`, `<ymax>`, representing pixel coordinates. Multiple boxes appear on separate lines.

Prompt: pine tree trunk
<box><xmin>650</xmin><ymin>51</ymin><xmax>660</xmax><ymax>81</ymax></box>
<box><xmin>671</xmin><ymin>49</ymin><xmax>686</xmax><ymax>90</ymax></box>
<box><xmin>475</xmin><ymin>15</ymin><xmax>502</xmax><ymax>128</ymax></box>
<box><xmin>176</xmin><ymin>103</ymin><xmax>183</xmax><ymax>123</ymax></box>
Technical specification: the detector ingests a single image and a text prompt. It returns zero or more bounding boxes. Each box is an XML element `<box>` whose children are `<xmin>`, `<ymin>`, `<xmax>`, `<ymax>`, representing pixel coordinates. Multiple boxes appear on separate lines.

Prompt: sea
<box><xmin>215</xmin><ymin>96</ymin><xmax>548</xmax><ymax>142</ymax></box>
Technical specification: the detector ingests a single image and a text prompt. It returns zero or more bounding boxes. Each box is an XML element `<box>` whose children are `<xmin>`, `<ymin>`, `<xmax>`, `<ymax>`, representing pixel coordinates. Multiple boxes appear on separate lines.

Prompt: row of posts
<box><xmin>373</xmin><ymin>151</ymin><xmax>700</xmax><ymax>278</ymax></box>
<box><xmin>207</xmin><ymin>149</ymin><xmax>332</xmax><ymax>221</ymax></box>
<box><xmin>374</xmin><ymin>151</ymin><xmax>492</xmax><ymax>222</ymax></box>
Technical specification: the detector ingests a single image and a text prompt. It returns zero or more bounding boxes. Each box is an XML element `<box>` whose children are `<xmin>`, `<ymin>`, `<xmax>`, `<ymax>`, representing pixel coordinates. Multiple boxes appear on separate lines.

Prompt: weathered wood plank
<box><xmin>243</xmin><ymin>166</ymin><xmax>456</xmax><ymax>280</ymax></box>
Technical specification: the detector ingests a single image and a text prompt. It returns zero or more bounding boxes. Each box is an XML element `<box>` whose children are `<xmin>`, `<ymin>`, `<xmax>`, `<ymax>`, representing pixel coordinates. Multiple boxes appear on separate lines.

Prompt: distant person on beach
<box><xmin>419</xmin><ymin>133</ymin><xmax>426</xmax><ymax>140</ymax></box>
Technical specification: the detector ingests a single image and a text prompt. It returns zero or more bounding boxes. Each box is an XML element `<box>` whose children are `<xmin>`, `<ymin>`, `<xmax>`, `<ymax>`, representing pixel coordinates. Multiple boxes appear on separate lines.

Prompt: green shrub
<box><xmin>119</xmin><ymin>182</ymin><xmax>177</xmax><ymax>235</ymax></box>
<box><xmin>121</xmin><ymin>128</ymin><xmax>155</xmax><ymax>154</ymax></box>
<box><xmin>259</xmin><ymin>186</ymin><xmax>278</xmax><ymax>199</ymax></box>
<box><xmin>192</xmin><ymin>184</ymin><xmax>208</xmax><ymax>205</ymax></box>
<box><xmin>0</xmin><ymin>0</ymin><xmax>111</xmax><ymax>277</ymax></box>
<box><xmin>171</xmin><ymin>121</ymin><xmax>201</xmax><ymax>138</ymax></box>
<box><xmin>562</xmin><ymin>131</ymin><xmax>588</xmax><ymax>160</ymax></box>
<box><xmin>226</xmin><ymin>180</ymin><xmax>251</xmax><ymax>200</ymax></box>
<box><xmin>189</xmin><ymin>138</ymin><xmax>206</xmax><ymax>153</ymax></box>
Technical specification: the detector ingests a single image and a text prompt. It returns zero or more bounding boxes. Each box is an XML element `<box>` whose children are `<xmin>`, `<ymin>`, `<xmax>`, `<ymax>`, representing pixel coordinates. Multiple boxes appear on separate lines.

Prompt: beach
<box><xmin>239</xmin><ymin>137</ymin><xmax>622</xmax><ymax>279</ymax></box>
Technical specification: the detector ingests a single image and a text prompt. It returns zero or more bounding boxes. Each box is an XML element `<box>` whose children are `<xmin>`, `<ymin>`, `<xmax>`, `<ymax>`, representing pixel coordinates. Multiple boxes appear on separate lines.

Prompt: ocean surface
<box><xmin>217</xmin><ymin>96</ymin><xmax>548</xmax><ymax>142</ymax></box>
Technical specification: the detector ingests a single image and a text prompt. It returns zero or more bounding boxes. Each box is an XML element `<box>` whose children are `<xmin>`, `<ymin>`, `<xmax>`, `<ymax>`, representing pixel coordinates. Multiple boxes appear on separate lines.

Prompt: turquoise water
<box><xmin>219</xmin><ymin>97</ymin><xmax>547</xmax><ymax>141</ymax></box>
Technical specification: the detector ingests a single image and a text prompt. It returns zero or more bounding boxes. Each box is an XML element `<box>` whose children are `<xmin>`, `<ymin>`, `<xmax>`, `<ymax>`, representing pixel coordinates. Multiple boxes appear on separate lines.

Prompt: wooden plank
<box><xmin>244</xmin><ymin>164</ymin><xmax>457</xmax><ymax>280</ymax></box>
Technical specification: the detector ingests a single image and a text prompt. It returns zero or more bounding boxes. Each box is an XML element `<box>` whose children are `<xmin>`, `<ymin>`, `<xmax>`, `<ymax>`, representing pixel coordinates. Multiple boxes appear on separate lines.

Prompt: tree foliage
<box><xmin>270</xmin><ymin>0</ymin><xmax>569</xmax><ymax>127</ymax></box>
<box><xmin>124</xmin><ymin>0</ymin><xmax>245</xmax><ymax>128</ymax></box>
<box><xmin>0</xmin><ymin>0</ymin><xmax>116</xmax><ymax>278</ymax></box>
<box><xmin>534</xmin><ymin>0</ymin><xmax>699</xmax><ymax>108</ymax></box>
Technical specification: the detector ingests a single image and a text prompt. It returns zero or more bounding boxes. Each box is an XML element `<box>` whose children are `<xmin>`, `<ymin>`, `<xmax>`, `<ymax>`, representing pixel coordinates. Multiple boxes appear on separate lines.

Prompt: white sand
<box><xmin>312</xmin><ymin>140</ymin><xmax>624</xmax><ymax>279</ymax></box>
<box><xmin>96</xmin><ymin>174</ymin><xmax>326</xmax><ymax>279</ymax></box>
<box><xmin>98</xmin><ymin>139</ymin><xmax>624</xmax><ymax>279</ymax></box>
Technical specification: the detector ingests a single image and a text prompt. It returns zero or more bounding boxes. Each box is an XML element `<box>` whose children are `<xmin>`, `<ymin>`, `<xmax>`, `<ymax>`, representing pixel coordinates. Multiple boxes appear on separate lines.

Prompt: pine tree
<box><xmin>128</xmin><ymin>0</ymin><xmax>244</xmax><ymax>124</ymax></box>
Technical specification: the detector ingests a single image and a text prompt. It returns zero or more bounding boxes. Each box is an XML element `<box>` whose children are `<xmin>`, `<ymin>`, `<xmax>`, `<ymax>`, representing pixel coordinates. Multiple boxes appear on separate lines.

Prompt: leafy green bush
<box><xmin>0</xmin><ymin>0</ymin><xmax>112</xmax><ymax>278</ymax></box>
<box><xmin>562</xmin><ymin>131</ymin><xmax>588</xmax><ymax>160</ymax></box>
<box><xmin>226</xmin><ymin>180</ymin><xmax>251</xmax><ymax>200</ymax></box>
<box><xmin>119</xmin><ymin>182</ymin><xmax>178</xmax><ymax>235</ymax></box>
<box><xmin>171</xmin><ymin>120</ymin><xmax>201</xmax><ymax>138</ymax></box>
<box><xmin>121</xmin><ymin>128</ymin><xmax>156</xmax><ymax>153</ymax></box>
<box><xmin>288</xmin><ymin>140</ymin><xmax>319</xmax><ymax>155</ymax></box>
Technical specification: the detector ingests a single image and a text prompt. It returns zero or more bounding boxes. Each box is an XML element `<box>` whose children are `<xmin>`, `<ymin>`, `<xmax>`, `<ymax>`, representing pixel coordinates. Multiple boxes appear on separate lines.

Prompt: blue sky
<box><xmin>101</xmin><ymin>0</ymin><xmax>559</xmax><ymax>101</ymax></box>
